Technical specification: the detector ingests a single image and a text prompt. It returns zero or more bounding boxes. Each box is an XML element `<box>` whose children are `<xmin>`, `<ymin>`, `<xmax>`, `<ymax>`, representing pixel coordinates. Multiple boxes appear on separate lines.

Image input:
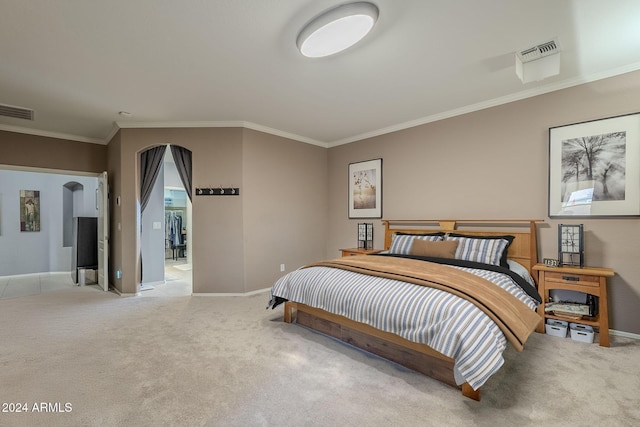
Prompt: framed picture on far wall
<box><xmin>548</xmin><ymin>112</ymin><xmax>640</xmax><ymax>217</ymax></box>
<box><xmin>349</xmin><ymin>158</ymin><xmax>382</xmax><ymax>219</ymax></box>
<box><xmin>20</xmin><ymin>189</ymin><xmax>41</xmax><ymax>231</ymax></box>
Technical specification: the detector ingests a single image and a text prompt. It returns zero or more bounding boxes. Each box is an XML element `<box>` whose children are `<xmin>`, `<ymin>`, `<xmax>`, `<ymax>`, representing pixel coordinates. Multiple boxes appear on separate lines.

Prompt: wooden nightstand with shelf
<box><xmin>340</xmin><ymin>248</ymin><xmax>383</xmax><ymax>257</ymax></box>
<box><xmin>533</xmin><ymin>264</ymin><xmax>615</xmax><ymax>347</ymax></box>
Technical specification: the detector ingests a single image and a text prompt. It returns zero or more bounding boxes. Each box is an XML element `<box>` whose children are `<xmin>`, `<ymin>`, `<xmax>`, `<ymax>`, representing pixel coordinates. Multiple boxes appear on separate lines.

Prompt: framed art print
<box><xmin>349</xmin><ymin>158</ymin><xmax>382</xmax><ymax>218</ymax></box>
<box><xmin>20</xmin><ymin>189</ymin><xmax>41</xmax><ymax>231</ymax></box>
<box><xmin>548</xmin><ymin>112</ymin><xmax>640</xmax><ymax>217</ymax></box>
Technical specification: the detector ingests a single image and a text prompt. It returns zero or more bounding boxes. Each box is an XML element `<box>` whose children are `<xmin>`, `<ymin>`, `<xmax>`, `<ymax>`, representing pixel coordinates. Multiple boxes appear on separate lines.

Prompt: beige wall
<box><xmin>242</xmin><ymin>128</ymin><xmax>328</xmax><ymax>292</ymax></box>
<box><xmin>327</xmin><ymin>70</ymin><xmax>640</xmax><ymax>334</ymax></box>
<box><xmin>0</xmin><ymin>131</ymin><xmax>107</xmax><ymax>173</ymax></box>
<box><xmin>106</xmin><ymin>127</ymin><xmax>328</xmax><ymax>295</ymax></box>
<box><xmin>107</xmin><ymin>127</ymin><xmax>244</xmax><ymax>294</ymax></box>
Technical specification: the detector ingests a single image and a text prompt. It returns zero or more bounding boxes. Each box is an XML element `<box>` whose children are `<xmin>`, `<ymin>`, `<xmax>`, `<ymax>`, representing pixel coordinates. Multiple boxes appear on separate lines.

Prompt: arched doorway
<box><xmin>139</xmin><ymin>144</ymin><xmax>193</xmax><ymax>295</ymax></box>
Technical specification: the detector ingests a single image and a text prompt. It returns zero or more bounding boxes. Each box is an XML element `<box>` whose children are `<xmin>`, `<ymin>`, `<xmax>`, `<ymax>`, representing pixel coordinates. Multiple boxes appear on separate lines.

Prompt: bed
<box><xmin>268</xmin><ymin>219</ymin><xmax>543</xmax><ymax>400</ymax></box>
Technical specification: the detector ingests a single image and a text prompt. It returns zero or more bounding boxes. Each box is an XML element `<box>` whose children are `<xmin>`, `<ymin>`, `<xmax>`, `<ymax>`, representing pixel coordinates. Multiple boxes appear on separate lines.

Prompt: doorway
<box><xmin>139</xmin><ymin>144</ymin><xmax>193</xmax><ymax>296</ymax></box>
<box><xmin>0</xmin><ymin>167</ymin><xmax>104</xmax><ymax>299</ymax></box>
<box><xmin>163</xmin><ymin>183</ymin><xmax>192</xmax><ymax>294</ymax></box>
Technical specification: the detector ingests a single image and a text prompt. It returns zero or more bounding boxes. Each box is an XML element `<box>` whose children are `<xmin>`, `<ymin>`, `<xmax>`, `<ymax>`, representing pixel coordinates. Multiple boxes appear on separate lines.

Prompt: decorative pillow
<box><xmin>409</xmin><ymin>239</ymin><xmax>459</xmax><ymax>258</ymax></box>
<box><xmin>388</xmin><ymin>233</ymin><xmax>444</xmax><ymax>254</ymax></box>
<box><xmin>444</xmin><ymin>234</ymin><xmax>514</xmax><ymax>267</ymax></box>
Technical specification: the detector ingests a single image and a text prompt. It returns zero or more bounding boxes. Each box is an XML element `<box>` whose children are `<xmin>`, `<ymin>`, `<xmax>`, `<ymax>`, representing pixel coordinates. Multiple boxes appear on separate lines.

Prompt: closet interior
<box><xmin>164</xmin><ymin>189</ymin><xmax>187</xmax><ymax>260</ymax></box>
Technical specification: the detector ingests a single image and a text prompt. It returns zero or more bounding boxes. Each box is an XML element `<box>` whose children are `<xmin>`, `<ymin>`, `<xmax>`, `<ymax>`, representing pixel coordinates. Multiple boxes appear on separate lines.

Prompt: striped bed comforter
<box><xmin>270</xmin><ymin>257</ymin><xmax>539</xmax><ymax>390</ymax></box>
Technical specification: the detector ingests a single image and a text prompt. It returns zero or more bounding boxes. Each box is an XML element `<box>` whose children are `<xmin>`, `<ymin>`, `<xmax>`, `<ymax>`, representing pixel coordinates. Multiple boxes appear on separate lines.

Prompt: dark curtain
<box><xmin>170</xmin><ymin>145</ymin><xmax>193</xmax><ymax>201</ymax></box>
<box><xmin>139</xmin><ymin>145</ymin><xmax>167</xmax><ymax>284</ymax></box>
<box><xmin>140</xmin><ymin>145</ymin><xmax>167</xmax><ymax>213</ymax></box>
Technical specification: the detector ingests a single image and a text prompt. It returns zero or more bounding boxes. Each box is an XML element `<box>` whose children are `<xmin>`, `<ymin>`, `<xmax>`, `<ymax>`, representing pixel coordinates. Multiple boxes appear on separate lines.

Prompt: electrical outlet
<box><xmin>543</xmin><ymin>258</ymin><xmax>559</xmax><ymax>267</ymax></box>
<box><xmin>280</xmin><ymin>264</ymin><xmax>285</xmax><ymax>272</ymax></box>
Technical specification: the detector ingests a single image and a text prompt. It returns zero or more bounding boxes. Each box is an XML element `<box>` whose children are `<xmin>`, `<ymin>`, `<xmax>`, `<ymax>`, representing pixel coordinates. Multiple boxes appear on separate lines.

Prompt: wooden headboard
<box><xmin>382</xmin><ymin>219</ymin><xmax>543</xmax><ymax>283</ymax></box>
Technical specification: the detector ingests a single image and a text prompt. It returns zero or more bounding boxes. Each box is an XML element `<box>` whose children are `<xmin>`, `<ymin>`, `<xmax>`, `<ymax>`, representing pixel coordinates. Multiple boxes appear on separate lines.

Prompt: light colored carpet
<box><xmin>0</xmin><ymin>286</ymin><xmax>638</xmax><ymax>427</ymax></box>
<box><xmin>174</xmin><ymin>263</ymin><xmax>192</xmax><ymax>271</ymax></box>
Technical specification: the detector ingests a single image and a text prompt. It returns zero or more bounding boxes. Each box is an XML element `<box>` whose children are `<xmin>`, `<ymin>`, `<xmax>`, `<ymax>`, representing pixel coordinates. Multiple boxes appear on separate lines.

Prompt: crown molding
<box><xmin>0</xmin><ymin>163</ymin><xmax>101</xmax><ymax>177</ymax></box>
<box><xmin>104</xmin><ymin>123</ymin><xmax>120</xmax><ymax>144</ymax></box>
<box><xmin>115</xmin><ymin>120</ymin><xmax>245</xmax><ymax>129</ymax></box>
<box><xmin>114</xmin><ymin>120</ymin><xmax>328</xmax><ymax>148</ymax></box>
<box><xmin>241</xmin><ymin>122</ymin><xmax>328</xmax><ymax>148</ymax></box>
<box><xmin>0</xmin><ymin>123</ymin><xmax>105</xmax><ymax>145</ymax></box>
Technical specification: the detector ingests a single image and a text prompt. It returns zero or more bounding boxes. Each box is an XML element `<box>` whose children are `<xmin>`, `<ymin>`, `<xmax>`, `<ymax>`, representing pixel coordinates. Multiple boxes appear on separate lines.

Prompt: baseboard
<box><xmin>192</xmin><ymin>287</ymin><xmax>271</xmax><ymax>297</ymax></box>
<box><xmin>141</xmin><ymin>280</ymin><xmax>164</xmax><ymax>288</ymax></box>
<box><xmin>0</xmin><ymin>271</ymin><xmax>72</xmax><ymax>279</ymax></box>
<box><xmin>610</xmin><ymin>329</ymin><xmax>640</xmax><ymax>340</ymax></box>
<box><xmin>111</xmin><ymin>287</ymin><xmax>139</xmax><ymax>297</ymax></box>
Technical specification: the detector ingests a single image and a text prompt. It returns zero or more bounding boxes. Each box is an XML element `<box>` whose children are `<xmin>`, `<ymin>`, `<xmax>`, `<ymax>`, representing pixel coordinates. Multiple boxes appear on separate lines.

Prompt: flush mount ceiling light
<box><xmin>297</xmin><ymin>2</ymin><xmax>379</xmax><ymax>58</ymax></box>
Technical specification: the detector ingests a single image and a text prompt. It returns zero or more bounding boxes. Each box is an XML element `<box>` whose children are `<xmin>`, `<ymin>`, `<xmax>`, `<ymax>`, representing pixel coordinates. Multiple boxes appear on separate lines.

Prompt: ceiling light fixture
<box><xmin>297</xmin><ymin>2</ymin><xmax>379</xmax><ymax>58</ymax></box>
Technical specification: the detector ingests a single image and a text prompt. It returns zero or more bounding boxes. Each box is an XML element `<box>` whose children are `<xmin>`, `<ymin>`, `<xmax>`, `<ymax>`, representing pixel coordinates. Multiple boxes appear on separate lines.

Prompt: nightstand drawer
<box><xmin>545</xmin><ymin>272</ymin><xmax>600</xmax><ymax>287</ymax></box>
<box><xmin>342</xmin><ymin>250</ymin><xmax>362</xmax><ymax>256</ymax></box>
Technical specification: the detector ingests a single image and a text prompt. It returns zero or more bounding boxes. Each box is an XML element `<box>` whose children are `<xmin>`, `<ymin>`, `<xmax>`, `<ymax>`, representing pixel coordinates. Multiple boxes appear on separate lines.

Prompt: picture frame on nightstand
<box><xmin>558</xmin><ymin>224</ymin><xmax>584</xmax><ymax>267</ymax></box>
<box><xmin>357</xmin><ymin>222</ymin><xmax>373</xmax><ymax>249</ymax></box>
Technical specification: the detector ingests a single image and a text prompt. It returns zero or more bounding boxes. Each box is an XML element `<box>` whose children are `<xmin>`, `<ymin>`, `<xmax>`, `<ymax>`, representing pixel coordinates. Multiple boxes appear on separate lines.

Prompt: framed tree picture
<box><xmin>349</xmin><ymin>158</ymin><xmax>382</xmax><ymax>219</ymax></box>
<box><xmin>548</xmin><ymin>112</ymin><xmax>640</xmax><ymax>217</ymax></box>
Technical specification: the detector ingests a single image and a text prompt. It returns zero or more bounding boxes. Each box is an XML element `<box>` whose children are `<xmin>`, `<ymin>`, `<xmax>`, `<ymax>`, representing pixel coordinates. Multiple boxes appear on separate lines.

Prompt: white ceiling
<box><xmin>1</xmin><ymin>1</ymin><xmax>640</xmax><ymax>148</ymax></box>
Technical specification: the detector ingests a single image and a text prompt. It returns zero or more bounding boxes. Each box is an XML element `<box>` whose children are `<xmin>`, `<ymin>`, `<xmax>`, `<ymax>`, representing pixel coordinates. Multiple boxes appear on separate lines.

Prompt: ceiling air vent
<box><xmin>515</xmin><ymin>38</ymin><xmax>560</xmax><ymax>84</ymax></box>
<box><xmin>0</xmin><ymin>103</ymin><xmax>35</xmax><ymax>121</ymax></box>
<box><xmin>517</xmin><ymin>39</ymin><xmax>559</xmax><ymax>63</ymax></box>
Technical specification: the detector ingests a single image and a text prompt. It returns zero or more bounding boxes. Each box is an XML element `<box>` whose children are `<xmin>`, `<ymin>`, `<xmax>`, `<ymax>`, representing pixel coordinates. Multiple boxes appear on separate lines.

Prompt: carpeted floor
<box><xmin>0</xmin><ymin>284</ymin><xmax>638</xmax><ymax>427</ymax></box>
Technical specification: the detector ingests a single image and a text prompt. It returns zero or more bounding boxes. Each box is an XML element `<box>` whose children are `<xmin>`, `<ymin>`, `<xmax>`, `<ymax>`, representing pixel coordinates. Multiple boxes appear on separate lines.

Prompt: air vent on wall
<box><xmin>0</xmin><ymin>103</ymin><xmax>35</xmax><ymax>121</ymax></box>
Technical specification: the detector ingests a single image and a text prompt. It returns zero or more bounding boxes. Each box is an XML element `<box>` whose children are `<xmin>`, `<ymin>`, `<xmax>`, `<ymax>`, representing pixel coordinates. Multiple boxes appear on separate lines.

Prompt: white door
<box><xmin>97</xmin><ymin>171</ymin><xmax>109</xmax><ymax>291</ymax></box>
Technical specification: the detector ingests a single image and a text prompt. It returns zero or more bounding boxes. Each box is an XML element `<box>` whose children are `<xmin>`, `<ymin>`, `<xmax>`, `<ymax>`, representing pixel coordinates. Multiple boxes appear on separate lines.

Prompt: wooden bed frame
<box><xmin>283</xmin><ymin>219</ymin><xmax>542</xmax><ymax>401</ymax></box>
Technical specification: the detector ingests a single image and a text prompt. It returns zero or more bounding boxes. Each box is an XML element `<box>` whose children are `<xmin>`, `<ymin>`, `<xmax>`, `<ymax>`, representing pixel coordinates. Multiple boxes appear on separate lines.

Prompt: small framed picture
<box><xmin>20</xmin><ymin>189</ymin><xmax>41</xmax><ymax>232</ymax></box>
<box><xmin>348</xmin><ymin>158</ymin><xmax>382</xmax><ymax>219</ymax></box>
<box><xmin>548</xmin><ymin>112</ymin><xmax>640</xmax><ymax>217</ymax></box>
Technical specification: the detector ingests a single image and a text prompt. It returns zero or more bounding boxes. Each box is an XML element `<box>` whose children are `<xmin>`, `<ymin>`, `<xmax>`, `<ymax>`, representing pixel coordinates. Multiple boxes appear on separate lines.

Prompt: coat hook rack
<box><xmin>196</xmin><ymin>187</ymin><xmax>240</xmax><ymax>196</ymax></box>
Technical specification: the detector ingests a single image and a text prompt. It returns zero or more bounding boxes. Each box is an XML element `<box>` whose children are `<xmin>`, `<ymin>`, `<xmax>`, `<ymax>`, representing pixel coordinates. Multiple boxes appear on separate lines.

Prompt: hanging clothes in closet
<box><xmin>165</xmin><ymin>210</ymin><xmax>184</xmax><ymax>249</ymax></box>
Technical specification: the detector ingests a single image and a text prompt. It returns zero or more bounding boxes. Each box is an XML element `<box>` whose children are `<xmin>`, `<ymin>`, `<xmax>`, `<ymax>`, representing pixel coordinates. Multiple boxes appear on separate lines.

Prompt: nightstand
<box><xmin>340</xmin><ymin>248</ymin><xmax>383</xmax><ymax>257</ymax></box>
<box><xmin>533</xmin><ymin>264</ymin><xmax>615</xmax><ymax>347</ymax></box>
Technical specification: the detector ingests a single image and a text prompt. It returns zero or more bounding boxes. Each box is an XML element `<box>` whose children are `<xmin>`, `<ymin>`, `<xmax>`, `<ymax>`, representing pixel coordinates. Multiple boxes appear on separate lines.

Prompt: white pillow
<box><xmin>507</xmin><ymin>259</ymin><xmax>536</xmax><ymax>287</ymax></box>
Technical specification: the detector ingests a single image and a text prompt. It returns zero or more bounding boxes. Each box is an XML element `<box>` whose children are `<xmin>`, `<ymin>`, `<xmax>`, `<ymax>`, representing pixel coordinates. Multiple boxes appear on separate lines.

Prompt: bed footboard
<box><xmin>283</xmin><ymin>301</ymin><xmax>481</xmax><ymax>401</ymax></box>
